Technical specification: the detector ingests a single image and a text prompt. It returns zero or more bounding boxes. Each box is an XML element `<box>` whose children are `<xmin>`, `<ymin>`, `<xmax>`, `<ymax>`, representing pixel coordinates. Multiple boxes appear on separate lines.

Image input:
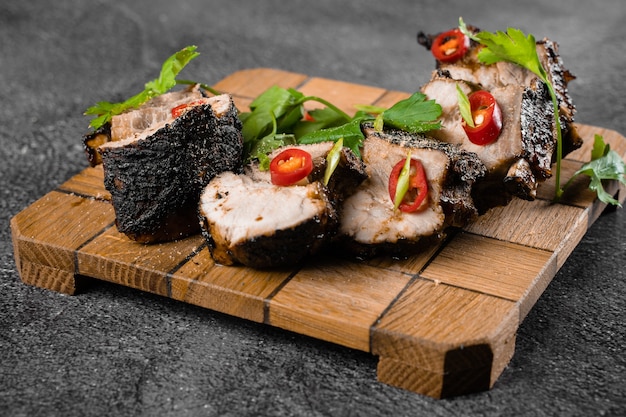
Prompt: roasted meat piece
<box><xmin>99</xmin><ymin>93</ymin><xmax>243</xmax><ymax>243</ymax></box>
<box><xmin>199</xmin><ymin>142</ymin><xmax>367</xmax><ymax>268</ymax></box>
<box><xmin>421</xmin><ymin>73</ymin><xmax>554</xmax><ymax>209</ymax></box>
<box><xmin>83</xmin><ymin>85</ymin><xmax>206</xmax><ymax>166</ymax></box>
<box><xmin>430</xmin><ymin>36</ymin><xmax>581</xmax><ymax>156</ymax></box>
<box><xmin>417</xmin><ymin>25</ymin><xmax>581</xmax><ymax>209</ymax></box>
<box><xmin>336</xmin><ymin>125</ymin><xmax>486</xmax><ymax>259</ymax></box>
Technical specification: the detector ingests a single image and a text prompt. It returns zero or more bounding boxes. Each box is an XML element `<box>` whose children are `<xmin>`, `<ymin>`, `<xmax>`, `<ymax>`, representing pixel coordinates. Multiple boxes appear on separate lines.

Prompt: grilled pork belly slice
<box><xmin>99</xmin><ymin>93</ymin><xmax>243</xmax><ymax>243</ymax></box>
<box><xmin>421</xmin><ymin>74</ymin><xmax>554</xmax><ymax>209</ymax></box>
<box><xmin>337</xmin><ymin>126</ymin><xmax>486</xmax><ymax>259</ymax></box>
<box><xmin>199</xmin><ymin>142</ymin><xmax>367</xmax><ymax>268</ymax></box>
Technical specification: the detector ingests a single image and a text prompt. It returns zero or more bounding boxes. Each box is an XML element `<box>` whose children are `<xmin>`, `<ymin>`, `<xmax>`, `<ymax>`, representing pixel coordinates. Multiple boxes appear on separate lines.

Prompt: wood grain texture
<box><xmin>10</xmin><ymin>68</ymin><xmax>626</xmax><ymax>398</ymax></box>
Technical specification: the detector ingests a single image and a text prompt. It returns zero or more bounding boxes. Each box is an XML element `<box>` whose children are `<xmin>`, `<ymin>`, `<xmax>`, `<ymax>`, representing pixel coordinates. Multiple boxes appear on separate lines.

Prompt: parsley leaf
<box><xmin>474</xmin><ymin>28</ymin><xmax>548</xmax><ymax>82</ymax></box>
<box><xmin>565</xmin><ymin>134</ymin><xmax>626</xmax><ymax>207</ymax></box>
<box><xmin>380</xmin><ymin>92</ymin><xmax>442</xmax><ymax>133</ymax></box>
<box><xmin>298</xmin><ymin>114</ymin><xmax>368</xmax><ymax>158</ymax></box>
<box><xmin>84</xmin><ymin>45</ymin><xmax>200</xmax><ymax>130</ymax></box>
<box><xmin>297</xmin><ymin>92</ymin><xmax>442</xmax><ymax>157</ymax></box>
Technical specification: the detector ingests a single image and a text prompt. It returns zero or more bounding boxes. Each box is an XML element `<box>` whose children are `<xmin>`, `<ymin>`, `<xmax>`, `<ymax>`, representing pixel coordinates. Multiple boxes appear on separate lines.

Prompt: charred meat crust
<box><xmin>309</xmin><ymin>146</ymin><xmax>368</xmax><ymax>208</ymax></box>
<box><xmin>83</xmin><ymin>124</ymin><xmax>111</xmax><ymax>166</ymax></box>
<box><xmin>519</xmin><ymin>78</ymin><xmax>556</xmax><ymax>181</ymax></box>
<box><xmin>100</xmin><ymin>97</ymin><xmax>243</xmax><ymax>243</ymax></box>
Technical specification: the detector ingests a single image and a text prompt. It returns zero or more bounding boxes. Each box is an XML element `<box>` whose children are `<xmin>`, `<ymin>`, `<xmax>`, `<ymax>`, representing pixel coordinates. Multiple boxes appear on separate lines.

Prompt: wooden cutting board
<box><xmin>10</xmin><ymin>68</ymin><xmax>626</xmax><ymax>398</ymax></box>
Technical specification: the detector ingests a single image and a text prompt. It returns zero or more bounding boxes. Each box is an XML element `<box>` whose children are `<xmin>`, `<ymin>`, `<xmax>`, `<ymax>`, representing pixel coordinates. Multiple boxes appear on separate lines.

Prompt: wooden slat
<box><xmin>10</xmin><ymin>190</ymin><xmax>114</xmax><ymax>294</ymax></box>
<box><xmin>170</xmin><ymin>247</ymin><xmax>294</xmax><ymax>323</ymax></box>
<box><xmin>57</xmin><ymin>165</ymin><xmax>110</xmax><ymax>200</ymax></box>
<box><xmin>421</xmin><ymin>233</ymin><xmax>555</xmax><ymax>301</ymax></box>
<box><xmin>372</xmin><ymin>279</ymin><xmax>518</xmax><ymax>397</ymax></box>
<box><xmin>9</xmin><ymin>68</ymin><xmax>626</xmax><ymax>399</ymax></box>
<box><xmin>420</xmin><ymin>232</ymin><xmax>555</xmax><ymax>321</ymax></box>
<box><xmin>268</xmin><ymin>256</ymin><xmax>414</xmax><ymax>352</ymax></box>
<box><xmin>463</xmin><ymin>199</ymin><xmax>588</xmax><ymax>269</ymax></box>
<box><xmin>76</xmin><ymin>227</ymin><xmax>204</xmax><ymax>297</ymax></box>
<box><xmin>371</xmin><ymin>90</ymin><xmax>412</xmax><ymax>109</ymax></box>
<box><xmin>213</xmin><ymin>67</ymin><xmax>308</xmax><ymax>101</ymax></box>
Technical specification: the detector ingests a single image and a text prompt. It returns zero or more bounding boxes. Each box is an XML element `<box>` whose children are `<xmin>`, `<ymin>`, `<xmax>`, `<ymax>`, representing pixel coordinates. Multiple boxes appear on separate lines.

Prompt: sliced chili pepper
<box><xmin>303</xmin><ymin>111</ymin><xmax>316</xmax><ymax>122</ymax></box>
<box><xmin>462</xmin><ymin>90</ymin><xmax>503</xmax><ymax>145</ymax></box>
<box><xmin>388</xmin><ymin>157</ymin><xmax>428</xmax><ymax>213</ymax></box>
<box><xmin>431</xmin><ymin>28</ymin><xmax>469</xmax><ymax>63</ymax></box>
<box><xmin>269</xmin><ymin>148</ymin><xmax>313</xmax><ymax>186</ymax></box>
<box><xmin>171</xmin><ymin>99</ymin><xmax>209</xmax><ymax>118</ymax></box>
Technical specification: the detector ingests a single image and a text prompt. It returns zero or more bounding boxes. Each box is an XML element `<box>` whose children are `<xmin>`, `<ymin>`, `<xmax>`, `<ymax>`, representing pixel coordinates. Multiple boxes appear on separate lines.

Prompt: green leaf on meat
<box><xmin>381</xmin><ymin>92</ymin><xmax>442</xmax><ymax>133</ymax></box>
<box><xmin>84</xmin><ymin>45</ymin><xmax>200</xmax><ymax>130</ymax></box>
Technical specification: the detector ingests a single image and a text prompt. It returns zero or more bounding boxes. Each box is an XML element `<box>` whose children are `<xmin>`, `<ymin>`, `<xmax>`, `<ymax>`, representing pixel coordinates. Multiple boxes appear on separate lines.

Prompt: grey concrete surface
<box><xmin>1</xmin><ymin>1</ymin><xmax>625</xmax><ymax>416</ymax></box>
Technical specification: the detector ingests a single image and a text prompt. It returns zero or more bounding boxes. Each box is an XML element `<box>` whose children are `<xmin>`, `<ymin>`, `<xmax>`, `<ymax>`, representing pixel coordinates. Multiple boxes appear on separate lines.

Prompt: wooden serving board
<box><xmin>10</xmin><ymin>68</ymin><xmax>626</xmax><ymax>398</ymax></box>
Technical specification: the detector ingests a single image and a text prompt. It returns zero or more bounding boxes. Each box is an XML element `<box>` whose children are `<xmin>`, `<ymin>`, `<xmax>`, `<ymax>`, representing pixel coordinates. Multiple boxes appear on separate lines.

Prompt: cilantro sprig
<box><xmin>84</xmin><ymin>45</ymin><xmax>203</xmax><ymax>130</ymax></box>
<box><xmin>459</xmin><ymin>18</ymin><xmax>625</xmax><ymax>205</ymax></box>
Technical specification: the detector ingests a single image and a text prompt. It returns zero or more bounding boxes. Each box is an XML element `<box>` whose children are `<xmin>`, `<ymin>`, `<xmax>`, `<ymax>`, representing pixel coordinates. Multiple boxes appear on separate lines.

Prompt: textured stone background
<box><xmin>1</xmin><ymin>1</ymin><xmax>625</xmax><ymax>415</ymax></box>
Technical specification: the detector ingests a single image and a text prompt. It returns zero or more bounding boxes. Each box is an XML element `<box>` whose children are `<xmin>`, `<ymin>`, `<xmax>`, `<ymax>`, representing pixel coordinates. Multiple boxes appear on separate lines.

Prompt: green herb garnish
<box><xmin>323</xmin><ymin>137</ymin><xmax>344</xmax><ymax>186</ymax></box>
<box><xmin>297</xmin><ymin>92</ymin><xmax>442</xmax><ymax>158</ymax></box>
<box><xmin>456</xmin><ymin>84</ymin><xmax>474</xmax><ymax>128</ymax></box>
<box><xmin>239</xmin><ymin>86</ymin><xmax>353</xmax><ymax>163</ymax></box>
<box><xmin>84</xmin><ymin>45</ymin><xmax>201</xmax><ymax>130</ymax></box>
<box><xmin>298</xmin><ymin>112</ymin><xmax>369</xmax><ymax>157</ymax></box>
<box><xmin>380</xmin><ymin>92</ymin><xmax>442</xmax><ymax>133</ymax></box>
<box><xmin>563</xmin><ymin>134</ymin><xmax>626</xmax><ymax>207</ymax></box>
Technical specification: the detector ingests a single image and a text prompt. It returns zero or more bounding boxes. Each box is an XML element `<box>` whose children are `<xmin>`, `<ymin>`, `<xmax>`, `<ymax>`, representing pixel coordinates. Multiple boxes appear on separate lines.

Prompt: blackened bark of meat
<box><xmin>203</xmin><ymin>210</ymin><xmax>336</xmax><ymax>269</ymax></box>
<box><xmin>331</xmin><ymin>232</ymin><xmax>444</xmax><ymax>262</ymax></box>
<box><xmin>538</xmin><ymin>39</ymin><xmax>583</xmax><ymax>156</ymax></box>
<box><xmin>83</xmin><ymin>123</ymin><xmax>111</xmax><ymax>166</ymax></box>
<box><xmin>100</xmin><ymin>98</ymin><xmax>243</xmax><ymax>243</ymax></box>
<box><xmin>520</xmin><ymin>79</ymin><xmax>556</xmax><ymax>181</ymax></box>
<box><xmin>101</xmin><ymin>128</ymin><xmax>197</xmax><ymax>242</ymax></box>
<box><xmin>504</xmin><ymin>158</ymin><xmax>537</xmax><ymax>201</ymax></box>
<box><xmin>181</xmin><ymin>104</ymin><xmax>244</xmax><ymax>188</ymax></box>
